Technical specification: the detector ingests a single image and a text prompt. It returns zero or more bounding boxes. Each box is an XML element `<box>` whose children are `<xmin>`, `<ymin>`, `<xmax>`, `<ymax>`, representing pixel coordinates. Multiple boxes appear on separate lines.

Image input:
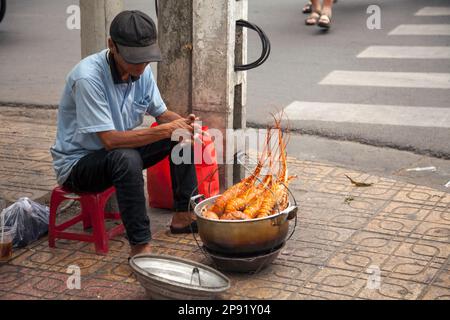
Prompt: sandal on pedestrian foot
<box><xmin>318</xmin><ymin>14</ymin><xmax>332</xmax><ymax>29</ymax></box>
<box><xmin>305</xmin><ymin>11</ymin><xmax>321</xmax><ymax>25</ymax></box>
<box><xmin>302</xmin><ymin>2</ymin><xmax>312</xmax><ymax>14</ymax></box>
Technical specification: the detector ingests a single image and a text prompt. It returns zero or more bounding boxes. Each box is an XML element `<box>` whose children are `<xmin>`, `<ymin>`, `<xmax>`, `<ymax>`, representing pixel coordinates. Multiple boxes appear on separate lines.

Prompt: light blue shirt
<box><xmin>50</xmin><ymin>49</ymin><xmax>167</xmax><ymax>185</ymax></box>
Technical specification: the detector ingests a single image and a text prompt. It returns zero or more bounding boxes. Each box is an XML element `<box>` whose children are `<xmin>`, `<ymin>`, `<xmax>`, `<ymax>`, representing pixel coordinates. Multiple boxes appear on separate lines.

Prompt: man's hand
<box><xmin>187</xmin><ymin>114</ymin><xmax>196</xmax><ymax>122</ymax></box>
<box><xmin>162</xmin><ymin>116</ymin><xmax>194</xmax><ymax>145</ymax></box>
<box><xmin>190</xmin><ymin>114</ymin><xmax>210</xmax><ymax>141</ymax></box>
<box><xmin>167</xmin><ymin>117</ymin><xmax>194</xmax><ymax>133</ymax></box>
<box><xmin>165</xmin><ymin>114</ymin><xmax>209</xmax><ymax>145</ymax></box>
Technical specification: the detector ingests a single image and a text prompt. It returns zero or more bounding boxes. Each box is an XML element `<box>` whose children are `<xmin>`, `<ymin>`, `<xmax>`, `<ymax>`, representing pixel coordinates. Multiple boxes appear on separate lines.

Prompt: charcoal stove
<box><xmin>202</xmin><ymin>242</ymin><xmax>285</xmax><ymax>273</ymax></box>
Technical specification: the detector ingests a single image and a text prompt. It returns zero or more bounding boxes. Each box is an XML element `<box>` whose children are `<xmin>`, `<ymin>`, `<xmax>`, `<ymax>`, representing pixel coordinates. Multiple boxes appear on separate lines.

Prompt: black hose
<box><xmin>235</xmin><ymin>19</ymin><xmax>271</xmax><ymax>71</ymax></box>
<box><xmin>153</xmin><ymin>6</ymin><xmax>270</xmax><ymax>71</ymax></box>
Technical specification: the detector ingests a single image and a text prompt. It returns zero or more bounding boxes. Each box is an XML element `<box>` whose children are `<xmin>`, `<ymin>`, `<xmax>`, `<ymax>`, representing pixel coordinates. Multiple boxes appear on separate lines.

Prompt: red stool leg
<box><xmin>82</xmin><ymin>194</ymin><xmax>108</xmax><ymax>255</ymax></box>
<box><xmin>48</xmin><ymin>188</ymin><xmax>64</xmax><ymax>248</ymax></box>
<box><xmin>82</xmin><ymin>208</ymin><xmax>92</xmax><ymax>230</ymax></box>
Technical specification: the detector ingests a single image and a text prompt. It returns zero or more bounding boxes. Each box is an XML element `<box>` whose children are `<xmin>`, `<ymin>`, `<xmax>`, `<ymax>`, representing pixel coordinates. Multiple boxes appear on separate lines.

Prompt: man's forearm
<box><xmin>156</xmin><ymin>110</ymin><xmax>183</xmax><ymax>124</ymax></box>
<box><xmin>98</xmin><ymin>125</ymin><xmax>172</xmax><ymax>150</ymax></box>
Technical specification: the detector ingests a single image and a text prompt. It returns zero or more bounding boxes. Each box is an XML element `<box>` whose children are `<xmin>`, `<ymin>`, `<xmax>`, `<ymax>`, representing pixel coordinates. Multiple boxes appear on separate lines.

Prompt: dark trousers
<box><xmin>63</xmin><ymin>139</ymin><xmax>198</xmax><ymax>245</ymax></box>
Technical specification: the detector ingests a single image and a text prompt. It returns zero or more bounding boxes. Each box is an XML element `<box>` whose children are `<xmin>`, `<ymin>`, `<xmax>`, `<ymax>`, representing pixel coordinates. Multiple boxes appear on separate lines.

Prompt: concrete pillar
<box><xmin>158</xmin><ymin>0</ymin><xmax>248</xmax><ymax>189</ymax></box>
<box><xmin>157</xmin><ymin>0</ymin><xmax>193</xmax><ymax>117</ymax></box>
<box><xmin>80</xmin><ymin>0</ymin><xmax>123</xmax><ymax>59</ymax></box>
<box><xmin>192</xmin><ymin>0</ymin><xmax>247</xmax><ymax>189</ymax></box>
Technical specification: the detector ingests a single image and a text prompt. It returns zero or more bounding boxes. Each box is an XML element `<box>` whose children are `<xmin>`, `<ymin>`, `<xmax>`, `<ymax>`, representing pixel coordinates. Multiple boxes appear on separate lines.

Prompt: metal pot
<box><xmin>191</xmin><ymin>194</ymin><xmax>298</xmax><ymax>255</ymax></box>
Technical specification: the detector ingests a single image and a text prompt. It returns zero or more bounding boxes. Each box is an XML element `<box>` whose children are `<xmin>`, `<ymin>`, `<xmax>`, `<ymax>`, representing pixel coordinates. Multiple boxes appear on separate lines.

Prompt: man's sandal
<box><xmin>305</xmin><ymin>11</ymin><xmax>321</xmax><ymax>25</ymax></box>
<box><xmin>169</xmin><ymin>220</ymin><xmax>198</xmax><ymax>234</ymax></box>
<box><xmin>318</xmin><ymin>14</ymin><xmax>332</xmax><ymax>29</ymax></box>
<box><xmin>302</xmin><ymin>2</ymin><xmax>312</xmax><ymax>14</ymax></box>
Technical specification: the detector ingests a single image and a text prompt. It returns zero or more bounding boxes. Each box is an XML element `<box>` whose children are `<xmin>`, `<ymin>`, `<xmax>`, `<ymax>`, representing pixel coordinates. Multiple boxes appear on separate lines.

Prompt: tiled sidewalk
<box><xmin>0</xmin><ymin>107</ymin><xmax>57</xmax><ymax>202</ymax></box>
<box><xmin>0</xmin><ymin>106</ymin><xmax>449</xmax><ymax>300</ymax></box>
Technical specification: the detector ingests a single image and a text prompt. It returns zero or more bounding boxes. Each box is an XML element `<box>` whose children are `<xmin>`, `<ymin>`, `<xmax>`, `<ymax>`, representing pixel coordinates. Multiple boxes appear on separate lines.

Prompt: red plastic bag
<box><xmin>147</xmin><ymin>122</ymin><xmax>220</xmax><ymax>209</ymax></box>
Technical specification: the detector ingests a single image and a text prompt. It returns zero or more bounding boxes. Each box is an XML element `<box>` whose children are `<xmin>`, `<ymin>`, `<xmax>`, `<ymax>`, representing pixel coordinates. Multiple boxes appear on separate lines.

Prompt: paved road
<box><xmin>0</xmin><ymin>0</ymin><xmax>157</xmax><ymax>106</ymax></box>
<box><xmin>0</xmin><ymin>0</ymin><xmax>80</xmax><ymax>106</ymax></box>
<box><xmin>246</xmin><ymin>0</ymin><xmax>450</xmax><ymax>158</ymax></box>
<box><xmin>0</xmin><ymin>0</ymin><xmax>449</xmax><ymax>158</ymax></box>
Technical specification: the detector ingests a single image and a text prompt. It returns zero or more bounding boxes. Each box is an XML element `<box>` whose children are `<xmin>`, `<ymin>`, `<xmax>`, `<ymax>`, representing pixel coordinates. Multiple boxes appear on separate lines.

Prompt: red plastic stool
<box><xmin>48</xmin><ymin>186</ymin><xmax>125</xmax><ymax>255</ymax></box>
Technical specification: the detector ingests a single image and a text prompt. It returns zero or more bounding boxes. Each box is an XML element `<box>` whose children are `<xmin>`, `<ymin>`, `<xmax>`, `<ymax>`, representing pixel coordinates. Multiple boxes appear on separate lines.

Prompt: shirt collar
<box><xmin>106</xmin><ymin>51</ymin><xmax>140</xmax><ymax>84</ymax></box>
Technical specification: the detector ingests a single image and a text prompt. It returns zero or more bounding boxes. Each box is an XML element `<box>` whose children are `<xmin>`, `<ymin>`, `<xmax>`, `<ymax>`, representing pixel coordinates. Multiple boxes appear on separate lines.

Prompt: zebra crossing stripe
<box><xmin>357</xmin><ymin>46</ymin><xmax>450</xmax><ymax>59</ymax></box>
<box><xmin>319</xmin><ymin>71</ymin><xmax>450</xmax><ymax>89</ymax></box>
<box><xmin>415</xmin><ymin>7</ymin><xmax>450</xmax><ymax>16</ymax></box>
<box><xmin>281</xmin><ymin>101</ymin><xmax>450</xmax><ymax>128</ymax></box>
<box><xmin>389</xmin><ymin>24</ymin><xmax>450</xmax><ymax>36</ymax></box>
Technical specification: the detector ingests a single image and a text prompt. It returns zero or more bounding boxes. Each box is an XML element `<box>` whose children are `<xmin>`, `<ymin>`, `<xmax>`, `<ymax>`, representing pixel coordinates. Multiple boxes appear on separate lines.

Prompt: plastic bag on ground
<box><xmin>2</xmin><ymin>197</ymin><xmax>49</xmax><ymax>248</ymax></box>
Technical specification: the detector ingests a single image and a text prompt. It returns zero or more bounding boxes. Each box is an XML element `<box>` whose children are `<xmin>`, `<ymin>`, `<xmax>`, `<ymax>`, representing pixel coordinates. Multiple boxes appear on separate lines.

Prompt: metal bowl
<box><xmin>191</xmin><ymin>195</ymin><xmax>298</xmax><ymax>255</ymax></box>
<box><xmin>129</xmin><ymin>254</ymin><xmax>230</xmax><ymax>300</ymax></box>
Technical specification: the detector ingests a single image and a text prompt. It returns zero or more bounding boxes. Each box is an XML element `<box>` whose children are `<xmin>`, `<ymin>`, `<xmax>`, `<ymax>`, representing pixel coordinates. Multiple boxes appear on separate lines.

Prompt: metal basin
<box><xmin>129</xmin><ymin>254</ymin><xmax>230</xmax><ymax>300</ymax></box>
<box><xmin>192</xmin><ymin>195</ymin><xmax>298</xmax><ymax>255</ymax></box>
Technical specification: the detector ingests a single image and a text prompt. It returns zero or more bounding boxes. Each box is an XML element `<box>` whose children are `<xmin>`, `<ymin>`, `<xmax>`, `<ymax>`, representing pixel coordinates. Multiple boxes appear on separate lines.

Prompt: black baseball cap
<box><xmin>110</xmin><ymin>10</ymin><xmax>162</xmax><ymax>64</ymax></box>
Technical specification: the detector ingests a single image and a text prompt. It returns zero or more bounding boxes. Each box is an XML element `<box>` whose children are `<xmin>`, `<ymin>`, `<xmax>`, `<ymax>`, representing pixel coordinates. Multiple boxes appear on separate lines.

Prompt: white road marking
<box><xmin>319</xmin><ymin>71</ymin><xmax>450</xmax><ymax>89</ymax></box>
<box><xmin>357</xmin><ymin>46</ymin><xmax>450</xmax><ymax>59</ymax></box>
<box><xmin>415</xmin><ymin>7</ymin><xmax>450</xmax><ymax>16</ymax></box>
<box><xmin>406</xmin><ymin>166</ymin><xmax>437</xmax><ymax>172</ymax></box>
<box><xmin>389</xmin><ymin>24</ymin><xmax>450</xmax><ymax>36</ymax></box>
<box><xmin>281</xmin><ymin>101</ymin><xmax>450</xmax><ymax>128</ymax></box>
